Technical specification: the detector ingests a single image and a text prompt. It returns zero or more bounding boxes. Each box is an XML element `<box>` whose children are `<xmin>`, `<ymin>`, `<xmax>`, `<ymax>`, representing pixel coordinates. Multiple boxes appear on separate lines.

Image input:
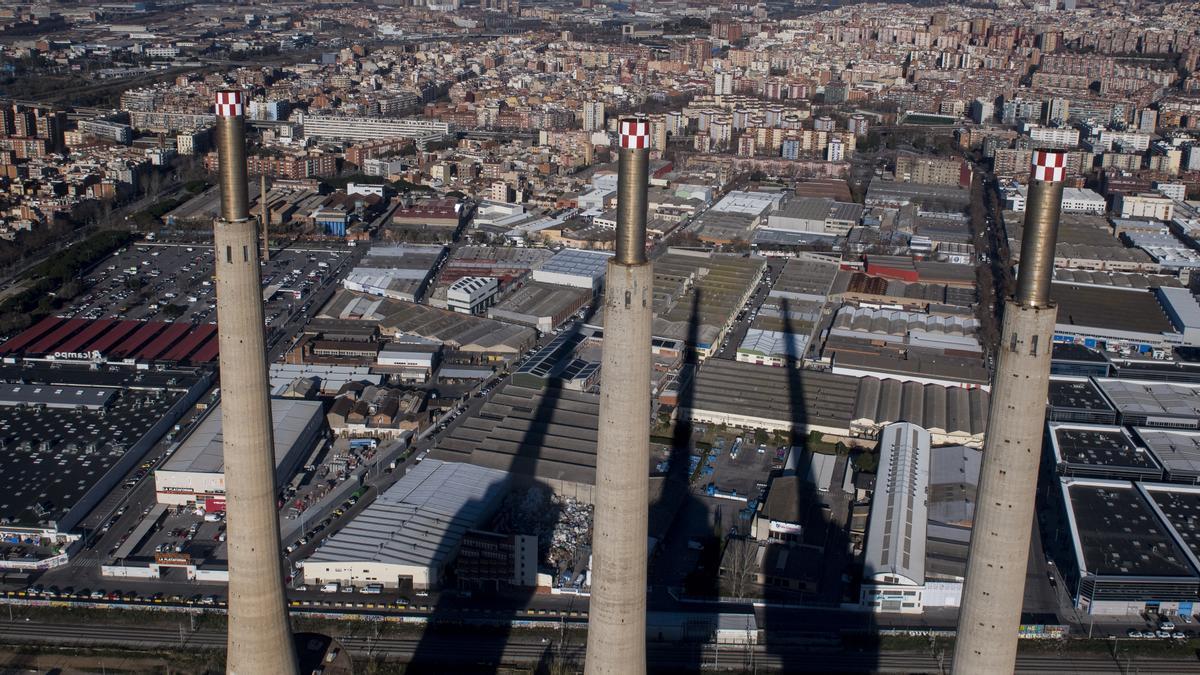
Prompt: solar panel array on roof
<box><xmin>28</xmin><ymin>319</ymin><xmax>88</xmax><ymax>355</ymax></box>
<box><xmin>136</xmin><ymin>322</ymin><xmax>192</xmax><ymax>361</ymax></box>
<box><xmin>83</xmin><ymin>320</ymin><xmax>140</xmax><ymax>355</ymax></box>
<box><xmin>161</xmin><ymin>324</ymin><xmax>217</xmax><ymax>362</ymax></box>
<box><xmin>110</xmin><ymin>322</ymin><xmax>167</xmax><ymax>359</ymax></box>
<box><xmin>0</xmin><ymin>317</ymin><xmax>64</xmax><ymax>354</ymax></box>
<box><xmin>54</xmin><ymin>319</ymin><xmax>117</xmax><ymax>355</ymax></box>
<box><xmin>536</xmin><ymin>248</ymin><xmax>612</xmax><ymax>278</ymax></box>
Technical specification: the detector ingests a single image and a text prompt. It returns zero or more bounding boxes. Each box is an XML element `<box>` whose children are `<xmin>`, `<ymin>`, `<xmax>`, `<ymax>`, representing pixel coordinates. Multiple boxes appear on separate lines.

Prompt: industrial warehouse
<box><xmin>0</xmin><ymin>363</ymin><xmax>208</xmax><ymax>559</ymax></box>
<box><xmin>301</xmin><ymin>459</ymin><xmax>519</xmax><ymax>590</ymax></box>
<box><xmin>154</xmin><ymin>398</ymin><xmax>326</xmax><ymax>506</ymax></box>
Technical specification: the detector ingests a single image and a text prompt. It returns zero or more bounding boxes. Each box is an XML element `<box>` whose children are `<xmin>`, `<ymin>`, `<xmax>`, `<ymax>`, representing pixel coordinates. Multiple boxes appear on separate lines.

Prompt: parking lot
<box><xmin>128</xmin><ymin>506</ymin><xmax>227</xmax><ymax>564</ymax></box>
<box><xmin>65</xmin><ymin>243</ymin><xmax>352</xmax><ymax>327</ymax></box>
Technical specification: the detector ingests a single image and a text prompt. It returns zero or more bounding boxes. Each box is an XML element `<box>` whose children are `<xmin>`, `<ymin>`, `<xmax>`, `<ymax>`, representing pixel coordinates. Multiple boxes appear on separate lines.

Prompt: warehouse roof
<box><xmin>737</xmin><ymin>328</ymin><xmax>807</xmax><ymax>360</ymax></box>
<box><xmin>1049</xmin><ymin>423</ymin><xmax>1163</xmax><ymax>477</ymax></box>
<box><xmin>1061</xmin><ymin>478</ymin><xmax>1195</xmax><ymax>578</ymax></box>
<box><xmin>323</xmin><ymin>290</ymin><xmax>536</xmax><ymax>354</ymax></box>
<box><xmin>710</xmin><ymin>190</ymin><xmax>782</xmax><ymax>215</ymax></box>
<box><xmin>430</xmin><ymin>383</ymin><xmax>603</xmax><ymax>485</ymax></box>
<box><xmin>1048</xmin><ymin>377</ymin><xmax>1113</xmax><ymax>411</ymax></box>
<box><xmin>768</xmin><ymin>257</ymin><xmax>839</xmax><ymax>300</ymax></box>
<box><xmin>1052</xmin><ymin>284</ymin><xmax>1176</xmax><ymax>335</ymax></box>
<box><xmin>1134</xmin><ymin>429</ymin><xmax>1200</xmax><ymax>481</ymax></box>
<box><xmin>1140</xmin><ymin>483</ymin><xmax>1200</xmax><ymax>573</ymax></box>
<box><xmin>0</xmin><ymin>384</ymin><xmax>184</xmax><ymax>529</ymax></box>
<box><xmin>0</xmin><ymin>384</ymin><xmax>117</xmax><ymax>410</ymax></box>
<box><xmin>832</xmin><ymin>349</ymin><xmax>989</xmax><ymax>387</ymax></box>
<box><xmin>864</xmin><ymin>423</ymin><xmax>930</xmax><ymax>585</ymax></box>
<box><xmin>852</xmin><ymin>377</ymin><xmax>989</xmax><ymax>439</ymax></box>
<box><xmin>488</xmin><ymin>282</ymin><xmax>590</xmax><ymax>324</ymax></box>
<box><xmin>537</xmin><ymin>248</ymin><xmax>611</xmax><ymax>279</ymax></box>
<box><xmin>1158</xmin><ymin>287</ymin><xmax>1200</xmax><ymax>331</ymax></box>
<box><xmin>927</xmin><ymin>444</ymin><xmax>980</xmax><ymax>528</ymax></box>
<box><xmin>162</xmin><ymin>399</ymin><xmax>323</xmax><ymax>474</ymax></box>
<box><xmin>688</xmin><ymin>359</ymin><xmax>857</xmax><ymax>430</ymax></box>
<box><xmin>305</xmin><ymin>459</ymin><xmax>508</xmax><ymax>571</ymax></box>
<box><xmin>1096</xmin><ymin>378</ymin><xmax>1200</xmax><ymax>421</ymax></box>
<box><xmin>831</xmin><ymin>306</ymin><xmax>979</xmax><ymax>339</ymax></box>
<box><xmin>269</xmin><ymin>363</ymin><xmax>381</xmax><ymax>395</ymax></box>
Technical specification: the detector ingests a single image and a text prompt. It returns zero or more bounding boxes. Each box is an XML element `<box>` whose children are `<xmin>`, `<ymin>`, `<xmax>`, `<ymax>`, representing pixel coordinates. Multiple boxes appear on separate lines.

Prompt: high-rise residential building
<box><xmin>1030</xmin><ymin>126</ymin><xmax>1080</xmax><ymax>148</ymax></box>
<box><xmin>582</xmin><ymin>101</ymin><xmax>605</xmax><ymax>132</ymax></box>
<box><xmin>649</xmin><ymin>115</ymin><xmax>668</xmax><ymax>151</ymax></box>
<box><xmin>895</xmin><ymin>153</ymin><xmax>969</xmax><ymax>187</ymax></box>
<box><xmin>848</xmin><ymin>114</ymin><xmax>869</xmax><ymax>137</ymax></box>
<box><xmin>971</xmin><ymin>98</ymin><xmax>994</xmax><ymax>124</ymax></box>
<box><xmin>1138</xmin><ymin>108</ymin><xmax>1158</xmax><ymax>132</ymax></box>
<box><xmin>827</xmin><ymin>137</ymin><xmax>845</xmax><ymax>161</ymax></box>
<box><xmin>1186</xmin><ymin>145</ymin><xmax>1200</xmax><ymax>172</ymax></box>
<box><xmin>1045</xmin><ymin>98</ymin><xmax>1070</xmax><ymax>125</ymax></box>
<box><xmin>713</xmin><ymin>71</ymin><xmax>734</xmax><ymax>96</ymax></box>
<box><xmin>1002</xmin><ymin>97</ymin><xmax>1043</xmax><ymax>124</ymax></box>
<box><xmin>299</xmin><ymin>113</ymin><xmax>449</xmax><ymax>141</ymax></box>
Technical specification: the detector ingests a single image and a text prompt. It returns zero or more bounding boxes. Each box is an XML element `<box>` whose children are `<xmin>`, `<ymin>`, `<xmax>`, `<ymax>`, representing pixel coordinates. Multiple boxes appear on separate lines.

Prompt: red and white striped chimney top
<box><xmin>1031</xmin><ymin>149</ymin><xmax>1066</xmax><ymax>183</ymax></box>
<box><xmin>214</xmin><ymin>90</ymin><xmax>244</xmax><ymax>118</ymax></box>
<box><xmin>619</xmin><ymin>118</ymin><xmax>650</xmax><ymax>150</ymax></box>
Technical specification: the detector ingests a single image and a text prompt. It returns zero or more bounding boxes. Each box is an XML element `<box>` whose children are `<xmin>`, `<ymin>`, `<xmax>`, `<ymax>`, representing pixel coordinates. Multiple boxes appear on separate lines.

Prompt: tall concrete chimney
<box><xmin>953</xmin><ymin>150</ymin><xmax>1066</xmax><ymax>674</ymax></box>
<box><xmin>260</xmin><ymin>173</ymin><xmax>269</xmax><ymax>263</ymax></box>
<box><xmin>585</xmin><ymin>119</ymin><xmax>653</xmax><ymax>675</ymax></box>
<box><xmin>212</xmin><ymin>89</ymin><xmax>299</xmax><ymax>675</ymax></box>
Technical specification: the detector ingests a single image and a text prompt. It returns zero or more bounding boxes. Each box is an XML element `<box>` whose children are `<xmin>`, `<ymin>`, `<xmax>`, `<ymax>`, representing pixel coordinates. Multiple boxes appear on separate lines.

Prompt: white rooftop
<box><xmin>710</xmin><ymin>190</ymin><xmax>783</xmax><ymax>216</ymax></box>
<box><xmin>161</xmin><ymin>398</ymin><xmax>324</xmax><ymax>474</ymax></box>
<box><xmin>537</xmin><ymin>248</ymin><xmax>612</xmax><ymax>279</ymax></box>
<box><xmin>737</xmin><ymin>328</ymin><xmax>807</xmax><ymax>359</ymax></box>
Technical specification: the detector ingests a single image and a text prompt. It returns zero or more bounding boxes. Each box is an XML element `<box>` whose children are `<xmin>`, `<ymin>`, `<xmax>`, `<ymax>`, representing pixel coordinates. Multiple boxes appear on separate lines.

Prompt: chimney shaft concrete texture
<box><xmin>953</xmin><ymin>150</ymin><xmax>1066</xmax><ymax>674</ymax></box>
<box><xmin>585</xmin><ymin>119</ymin><xmax>653</xmax><ymax>675</ymax></box>
<box><xmin>260</xmin><ymin>173</ymin><xmax>270</xmax><ymax>262</ymax></box>
<box><xmin>212</xmin><ymin>89</ymin><xmax>299</xmax><ymax>675</ymax></box>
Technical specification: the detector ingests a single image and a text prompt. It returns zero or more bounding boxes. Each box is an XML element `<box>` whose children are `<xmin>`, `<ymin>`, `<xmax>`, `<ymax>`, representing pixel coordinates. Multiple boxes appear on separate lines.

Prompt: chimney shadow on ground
<box><xmin>403</xmin><ymin>308</ymin><xmax>596</xmax><ymax>674</ymax></box>
<box><xmin>756</xmin><ymin>296</ymin><xmax>881</xmax><ymax>673</ymax></box>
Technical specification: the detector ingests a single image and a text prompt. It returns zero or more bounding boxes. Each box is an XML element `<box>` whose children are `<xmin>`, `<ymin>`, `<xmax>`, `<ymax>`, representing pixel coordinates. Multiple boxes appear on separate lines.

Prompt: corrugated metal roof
<box><xmin>863</xmin><ymin>423</ymin><xmax>929</xmax><ymax>585</ymax></box>
<box><xmin>305</xmin><ymin>459</ymin><xmax>508</xmax><ymax>570</ymax></box>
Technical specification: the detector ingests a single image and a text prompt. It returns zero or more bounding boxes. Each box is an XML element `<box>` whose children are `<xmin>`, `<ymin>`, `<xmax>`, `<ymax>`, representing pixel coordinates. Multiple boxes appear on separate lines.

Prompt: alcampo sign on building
<box><xmin>51</xmin><ymin>350</ymin><xmax>103</xmax><ymax>361</ymax></box>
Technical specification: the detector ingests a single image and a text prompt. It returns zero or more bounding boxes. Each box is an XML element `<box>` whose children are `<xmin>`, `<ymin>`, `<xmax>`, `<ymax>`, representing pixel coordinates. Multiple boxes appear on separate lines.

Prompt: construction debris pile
<box><xmin>491</xmin><ymin>487</ymin><xmax>593</xmax><ymax>586</ymax></box>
